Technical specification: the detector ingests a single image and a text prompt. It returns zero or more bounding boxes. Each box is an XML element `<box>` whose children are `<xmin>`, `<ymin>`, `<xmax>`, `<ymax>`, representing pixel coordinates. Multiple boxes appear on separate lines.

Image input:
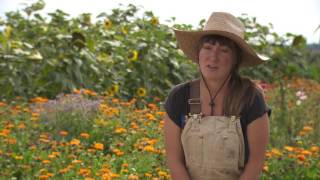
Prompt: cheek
<box><xmin>198</xmin><ymin>49</ymin><xmax>206</xmax><ymax>60</ymax></box>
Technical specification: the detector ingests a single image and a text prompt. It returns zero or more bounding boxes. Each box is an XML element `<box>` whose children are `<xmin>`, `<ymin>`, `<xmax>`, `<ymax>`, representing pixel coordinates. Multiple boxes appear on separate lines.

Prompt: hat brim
<box><xmin>174</xmin><ymin>29</ymin><xmax>269</xmax><ymax>67</ymax></box>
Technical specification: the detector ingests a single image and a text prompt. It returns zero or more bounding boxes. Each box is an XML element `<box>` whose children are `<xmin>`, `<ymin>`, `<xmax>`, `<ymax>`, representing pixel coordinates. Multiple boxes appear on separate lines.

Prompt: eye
<box><xmin>220</xmin><ymin>46</ymin><xmax>230</xmax><ymax>53</ymax></box>
<box><xmin>202</xmin><ymin>44</ymin><xmax>212</xmax><ymax>50</ymax></box>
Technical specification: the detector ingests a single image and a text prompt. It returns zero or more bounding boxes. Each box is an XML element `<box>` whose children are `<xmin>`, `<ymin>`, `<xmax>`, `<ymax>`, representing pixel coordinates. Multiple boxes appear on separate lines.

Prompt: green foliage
<box><xmin>0</xmin><ymin>1</ymin><xmax>319</xmax><ymax>102</ymax></box>
<box><xmin>0</xmin><ymin>1</ymin><xmax>197</xmax><ymax>101</ymax></box>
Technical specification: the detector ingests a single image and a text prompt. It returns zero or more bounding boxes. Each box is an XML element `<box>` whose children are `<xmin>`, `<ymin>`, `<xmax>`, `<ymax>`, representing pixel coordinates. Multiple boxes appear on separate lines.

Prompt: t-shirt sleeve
<box><xmin>244</xmin><ymin>91</ymin><xmax>271</xmax><ymax>125</ymax></box>
<box><xmin>163</xmin><ymin>83</ymin><xmax>188</xmax><ymax>128</ymax></box>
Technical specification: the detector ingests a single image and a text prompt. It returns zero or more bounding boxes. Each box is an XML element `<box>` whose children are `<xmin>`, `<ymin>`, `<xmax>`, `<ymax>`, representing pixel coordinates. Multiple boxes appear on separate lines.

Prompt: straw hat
<box><xmin>174</xmin><ymin>12</ymin><xmax>269</xmax><ymax>67</ymax></box>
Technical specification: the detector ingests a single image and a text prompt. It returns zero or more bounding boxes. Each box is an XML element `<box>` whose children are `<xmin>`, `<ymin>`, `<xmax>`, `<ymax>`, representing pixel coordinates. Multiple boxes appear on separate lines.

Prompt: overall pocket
<box><xmin>207</xmin><ymin>130</ymin><xmax>240</xmax><ymax>169</ymax></box>
<box><xmin>181</xmin><ymin>121</ymin><xmax>203</xmax><ymax>166</ymax></box>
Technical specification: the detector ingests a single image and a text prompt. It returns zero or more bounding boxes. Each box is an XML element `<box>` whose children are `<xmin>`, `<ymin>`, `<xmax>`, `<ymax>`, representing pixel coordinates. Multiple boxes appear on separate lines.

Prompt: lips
<box><xmin>207</xmin><ymin>64</ymin><xmax>218</xmax><ymax>70</ymax></box>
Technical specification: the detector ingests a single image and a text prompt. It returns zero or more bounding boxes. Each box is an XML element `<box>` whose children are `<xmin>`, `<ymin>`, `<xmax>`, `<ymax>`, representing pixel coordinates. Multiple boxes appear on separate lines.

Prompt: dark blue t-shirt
<box><xmin>164</xmin><ymin>81</ymin><xmax>271</xmax><ymax>165</ymax></box>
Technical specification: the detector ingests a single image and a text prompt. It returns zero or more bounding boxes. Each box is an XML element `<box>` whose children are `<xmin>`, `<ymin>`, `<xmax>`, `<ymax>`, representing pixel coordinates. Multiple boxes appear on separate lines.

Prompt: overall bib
<box><xmin>181</xmin><ymin>80</ymin><xmax>245</xmax><ymax>180</ymax></box>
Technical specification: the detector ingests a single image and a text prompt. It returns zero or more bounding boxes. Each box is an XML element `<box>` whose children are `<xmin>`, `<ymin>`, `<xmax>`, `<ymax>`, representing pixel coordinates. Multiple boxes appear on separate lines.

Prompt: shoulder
<box><xmin>242</xmin><ymin>87</ymin><xmax>271</xmax><ymax>125</ymax></box>
<box><xmin>163</xmin><ymin>81</ymin><xmax>190</xmax><ymax>128</ymax></box>
<box><xmin>167</xmin><ymin>81</ymin><xmax>190</xmax><ymax>97</ymax></box>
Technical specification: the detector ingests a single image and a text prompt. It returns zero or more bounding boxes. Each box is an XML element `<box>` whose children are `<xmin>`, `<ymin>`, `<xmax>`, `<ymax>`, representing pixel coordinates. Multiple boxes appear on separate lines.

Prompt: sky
<box><xmin>0</xmin><ymin>0</ymin><xmax>319</xmax><ymax>44</ymax></box>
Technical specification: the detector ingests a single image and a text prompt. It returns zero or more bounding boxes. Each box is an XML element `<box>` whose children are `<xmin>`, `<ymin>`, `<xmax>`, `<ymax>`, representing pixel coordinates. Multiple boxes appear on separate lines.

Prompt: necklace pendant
<box><xmin>209</xmin><ymin>101</ymin><xmax>215</xmax><ymax>107</ymax></box>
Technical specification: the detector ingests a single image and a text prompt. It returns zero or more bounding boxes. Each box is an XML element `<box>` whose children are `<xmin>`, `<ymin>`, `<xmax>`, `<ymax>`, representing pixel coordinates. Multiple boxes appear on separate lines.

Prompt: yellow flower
<box><xmin>121</xmin><ymin>169</ymin><xmax>129</xmax><ymax>173</ymax></box>
<box><xmin>7</xmin><ymin>138</ymin><xmax>17</xmax><ymax>144</ymax></box>
<box><xmin>18</xmin><ymin>123</ymin><xmax>26</xmax><ymax>129</ymax></box>
<box><xmin>146</xmin><ymin>113</ymin><xmax>156</xmax><ymax>121</ymax></box>
<box><xmin>70</xmin><ymin>138</ymin><xmax>81</xmax><ymax>146</ymax></box>
<box><xmin>271</xmin><ymin>148</ymin><xmax>282</xmax><ymax>156</ymax></box>
<box><xmin>83</xmin><ymin>89</ymin><xmax>97</xmax><ymax>96</ymax></box>
<box><xmin>302</xmin><ymin>126</ymin><xmax>313</xmax><ymax>132</ymax></box>
<box><xmin>81</xmin><ymin>13</ymin><xmax>91</xmax><ymax>25</ymax></box>
<box><xmin>128</xmin><ymin>50</ymin><xmax>139</xmax><ymax>62</ymax></box>
<box><xmin>4</xmin><ymin>26</ymin><xmax>13</xmax><ymax>38</ymax></box>
<box><xmin>47</xmin><ymin>173</ymin><xmax>54</xmax><ymax>177</ymax></box>
<box><xmin>0</xmin><ymin>129</ymin><xmax>10</xmax><ymax>137</ymax></box>
<box><xmin>301</xmin><ymin>150</ymin><xmax>312</xmax><ymax>156</ymax></box>
<box><xmin>115</xmin><ymin>127</ymin><xmax>127</xmax><ymax>134</ymax></box>
<box><xmin>104</xmin><ymin>19</ymin><xmax>112</xmax><ymax>29</ymax></box>
<box><xmin>121</xmin><ymin>163</ymin><xmax>129</xmax><ymax>168</ymax></box>
<box><xmin>150</xmin><ymin>16</ymin><xmax>159</xmax><ymax>26</ymax></box>
<box><xmin>14</xmin><ymin>155</ymin><xmax>23</xmax><ymax>160</ymax></box>
<box><xmin>128</xmin><ymin>174</ymin><xmax>139</xmax><ymax>180</ymax></box>
<box><xmin>144</xmin><ymin>173</ymin><xmax>152</xmax><ymax>177</ymax></box>
<box><xmin>147</xmin><ymin>139</ymin><xmax>157</xmax><ymax>145</ymax></box>
<box><xmin>80</xmin><ymin>133</ymin><xmax>90</xmax><ymax>139</ymax></box>
<box><xmin>110</xmin><ymin>173</ymin><xmax>120</xmax><ymax>178</ymax></box>
<box><xmin>284</xmin><ymin>146</ymin><xmax>294</xmax><ymax>152</ymax></box>
<box><xmin>30</xmin><ymin>97</ymin><xmax>48</xmax><ymax>103</ymax></box>
<box><xmin>59</xmin><ymin>167</ymin><xmax>71</xmax><ymax>174</ymax></box>
<box><xmin>107</xmin><ymin>84</ymin><xmax>119</xmax><ymax>96</ymax></box>
<box><xmin>11</xmin><ymin>40</ymin><xmax>22</xmax><ymax>49</ymax></box>
<box><xmin>121</xmin><ymin>26</ymin><xmax>128</xmax><ymax>34</ymax></box>
<box><xmin>72</xmin><ymin>159</ymin><xmax>82</xmax><ymax>164</ymax></box>
<box><xmin>48</xmin><ymin>154</ymin><xmax>55</xmax><ymax>159</ymax></box>
<box><xmin>131</xmin><ymin>122</ymin><xmax>139</xmax><ymax>129</ymax></box>
<box><xmin>59</xmin><ymin>131</ymin><xmax>68</xmax><ymax>137</ymax></box>
<box><xmin>158</xmin><ymin>171</ymin><xmax>167</xmax><ymax>177</ymax></box>
<box><xmin>94</xmin><ymin>143</ymin><xmax>104</xmax><ymax>150</ymax></box>
<box><xmin>112</xmin><ymin>148</ymin><xmax>124</xmax><ymax>156</ymax></box>
<box><xmin>310</xmin><ymin>146</ymin><xmax>319</xmax><ymax>153</ymax></box>
<box><xmin>136</xmin><ymin>87</ymin><xmax>147</xmax><ymax>97</ymax></box>
<box><xmin>262</xmin><ymin>165</ymin><xmax>269</xmax><ymax>173</ymax></box>
<box><xmin>0</xmin><ymin>102</ymin><xmax>7</xmax><ymax>106</ymax></box>
<box><xmin>39</xmin><ymin>175</ymin><xmax>49</xmax><ymax>180</ymax></box>
<box><xmin>42</xmin><ymin>160</ymin><xmax>51</xmax><ymax>164</ymax></box>
<box><xmin>78</xmin><ymin>168</ymin><xmax>91</xmax><ymax>176</ymax></box>
<box><xmin>144</xmin><ymin>145</ymin><xmax>155</xmax><ymax>152</ymax></box>
<box><xmin>112</xmin><ymin>98</ymin><xmax>120</xmax><ymax>103</ymax></box>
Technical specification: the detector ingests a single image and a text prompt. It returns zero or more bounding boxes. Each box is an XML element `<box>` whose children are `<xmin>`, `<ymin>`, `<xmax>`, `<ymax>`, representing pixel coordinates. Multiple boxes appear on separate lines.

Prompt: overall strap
<box><xmin>188</xmin><ymin>79</ymin><xmax>201</xmax><ymax>114</ymax></box>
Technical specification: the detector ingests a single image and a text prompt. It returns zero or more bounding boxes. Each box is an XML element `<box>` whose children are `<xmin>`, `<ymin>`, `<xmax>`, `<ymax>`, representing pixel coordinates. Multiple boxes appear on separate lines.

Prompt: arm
<box><xmin>163</xmin><ymin>113</ymin><xmax>191</xmax><ymax>180</ymax></box>
<box><xmin>240</xmin><ymin>113</ymin><xmax>269</xmax><ymax>180</ymax></box>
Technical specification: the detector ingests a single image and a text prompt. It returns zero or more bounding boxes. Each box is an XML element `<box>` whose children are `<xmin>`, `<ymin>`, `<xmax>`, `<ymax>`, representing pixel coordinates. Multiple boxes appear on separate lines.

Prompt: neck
<box><xmin>200</xmin><ymin>76</ymin><xmax>230</xmax><ymax>97</ymax></box>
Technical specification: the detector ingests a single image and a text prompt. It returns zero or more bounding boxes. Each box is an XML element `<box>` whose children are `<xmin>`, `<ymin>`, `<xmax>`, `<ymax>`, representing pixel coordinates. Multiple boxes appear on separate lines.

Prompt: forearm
<box><xmin>239</xmin><ymin>159</ymin><xmax>264</xmax><ymax>180</ymax></box>
<box><xmin>167</xmin><ymin>161</ymin><xmax>191</xmax><ymax>180</ymax></box>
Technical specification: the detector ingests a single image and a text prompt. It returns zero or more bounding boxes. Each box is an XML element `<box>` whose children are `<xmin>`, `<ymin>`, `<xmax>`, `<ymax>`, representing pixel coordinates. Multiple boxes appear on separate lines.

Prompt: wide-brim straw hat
<box><xmin>174</xmin><ymin>12</ymin><xmax>269</xmax><ymax>67</ymax></box>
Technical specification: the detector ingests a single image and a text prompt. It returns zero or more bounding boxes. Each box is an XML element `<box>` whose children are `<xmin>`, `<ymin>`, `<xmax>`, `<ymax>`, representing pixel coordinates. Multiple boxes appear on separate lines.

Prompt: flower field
<box><xmin>0</xmin><ymin>78</ymin><xmax>319</xmax><ymax>179</ymax></box>
<box><xmin>1</xmin><ymin>1</ymin><xmax>320</xmax><ymax>179</ymax></box>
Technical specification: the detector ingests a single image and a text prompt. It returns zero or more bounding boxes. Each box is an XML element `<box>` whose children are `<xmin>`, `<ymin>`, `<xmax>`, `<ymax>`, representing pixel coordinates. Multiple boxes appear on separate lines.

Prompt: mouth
<box><xmin>206</xmin><ymin>64</ymin><xmax>218</xmax><ymax>70</ymax></box>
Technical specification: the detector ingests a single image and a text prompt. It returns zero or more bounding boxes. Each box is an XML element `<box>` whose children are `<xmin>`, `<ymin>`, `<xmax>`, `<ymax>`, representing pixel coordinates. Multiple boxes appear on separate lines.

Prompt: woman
<box><xmin>163</xmin><ymin>12</ymin><xmax>271</xmax><ymax>180</ymax></box>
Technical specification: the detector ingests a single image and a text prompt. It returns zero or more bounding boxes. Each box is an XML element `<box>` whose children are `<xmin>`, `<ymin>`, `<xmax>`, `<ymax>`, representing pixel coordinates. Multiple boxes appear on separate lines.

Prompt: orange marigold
<box><xmin>94</xmin><ymin>143</ymin><xmax>104</xmax><ymax>150</ymax></box>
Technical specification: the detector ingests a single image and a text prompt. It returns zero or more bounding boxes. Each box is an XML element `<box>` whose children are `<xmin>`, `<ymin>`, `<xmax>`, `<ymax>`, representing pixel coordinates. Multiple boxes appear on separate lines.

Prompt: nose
<box><xmin>208</xmin><ymin>44</ymin><xmax>220</xmax><ymax>61</ymax></box>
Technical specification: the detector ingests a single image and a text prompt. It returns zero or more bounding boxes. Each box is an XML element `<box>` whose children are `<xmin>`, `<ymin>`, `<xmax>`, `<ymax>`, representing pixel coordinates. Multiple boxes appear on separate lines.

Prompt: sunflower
<box><xmin>4</xmin><ymin>26</ymin><xmax>13</xmax><ymax>39</ymax></box>
<box><xmin>136</xmin><ymin>87</ymin><xmax>147</xmax><ymax>97</ymax></box>
<box><xmin>106</xmin><ymin>84</ymin><xmax>119</xmax><ymax>96</ymax></box>
<box><xmin>82</xmin><ymin>13</ymin><xmax>91</xmax><ymax>25</ymax></box>
<box><xmin>104</xmin><ymin>19</ymin><xmax>112</xmax><ymax>29</ymax></box>
<box><xmin>150</xmin><ymin>16</ymin><xmax>159</xmax><ymax>26</ymax></box>
<box><xmin>128</xmin><ymin>50</ymin><xmax>139</xmax><ymax>62</ymax></box>
<box><xmin>121</xmin><ymin>26</ymin><xmax>128</xmax><ymax>34</ymax></box>
<box><xmin>110</xmin><ymin>84</ymin><xmax>119</xmax><ymax>94</ymax></box>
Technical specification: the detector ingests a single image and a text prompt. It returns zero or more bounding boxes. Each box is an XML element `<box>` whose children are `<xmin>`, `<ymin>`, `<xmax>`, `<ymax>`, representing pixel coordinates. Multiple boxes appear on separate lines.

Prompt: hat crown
<box><xmin>203</xmin><ymin>12</ymin><xmax>245</xmax><ymax>38</ymax></box>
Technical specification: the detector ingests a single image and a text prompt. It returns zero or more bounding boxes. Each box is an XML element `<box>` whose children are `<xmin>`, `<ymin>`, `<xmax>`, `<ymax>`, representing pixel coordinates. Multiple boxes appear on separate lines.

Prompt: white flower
<box><xmin>296</xmin><ymin>100</ymin><xmax>302</xmax><ymax>106</ymax></box>
<box><xmin>300</xmin><ymin>95</ymin><xmax>308</xmax><ymax>100</ymax></box>
<box><xmin>296</xmin><ymin>90</ymin><xmax>307</xmax><ymax>101</ymax></box>
<box><xmin>296</xmin><ymin>90</ymin><xmax>304</xmax><ymax>97</ymax></box>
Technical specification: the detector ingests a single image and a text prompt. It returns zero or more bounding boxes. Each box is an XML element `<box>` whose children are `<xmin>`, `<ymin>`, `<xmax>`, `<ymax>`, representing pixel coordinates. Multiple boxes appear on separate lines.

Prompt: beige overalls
<box><xmin>181</xmin><ymin>80</ymin><xmax>245</xmax><ymax>180</ymax></box>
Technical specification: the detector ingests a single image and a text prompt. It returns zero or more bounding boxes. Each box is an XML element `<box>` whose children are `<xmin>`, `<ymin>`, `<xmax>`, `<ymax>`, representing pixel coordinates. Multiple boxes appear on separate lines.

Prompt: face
<box><xmin>198</xmin><ymin>36</ymin><xmax>238</xmax><ymax>81</ymax></box>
